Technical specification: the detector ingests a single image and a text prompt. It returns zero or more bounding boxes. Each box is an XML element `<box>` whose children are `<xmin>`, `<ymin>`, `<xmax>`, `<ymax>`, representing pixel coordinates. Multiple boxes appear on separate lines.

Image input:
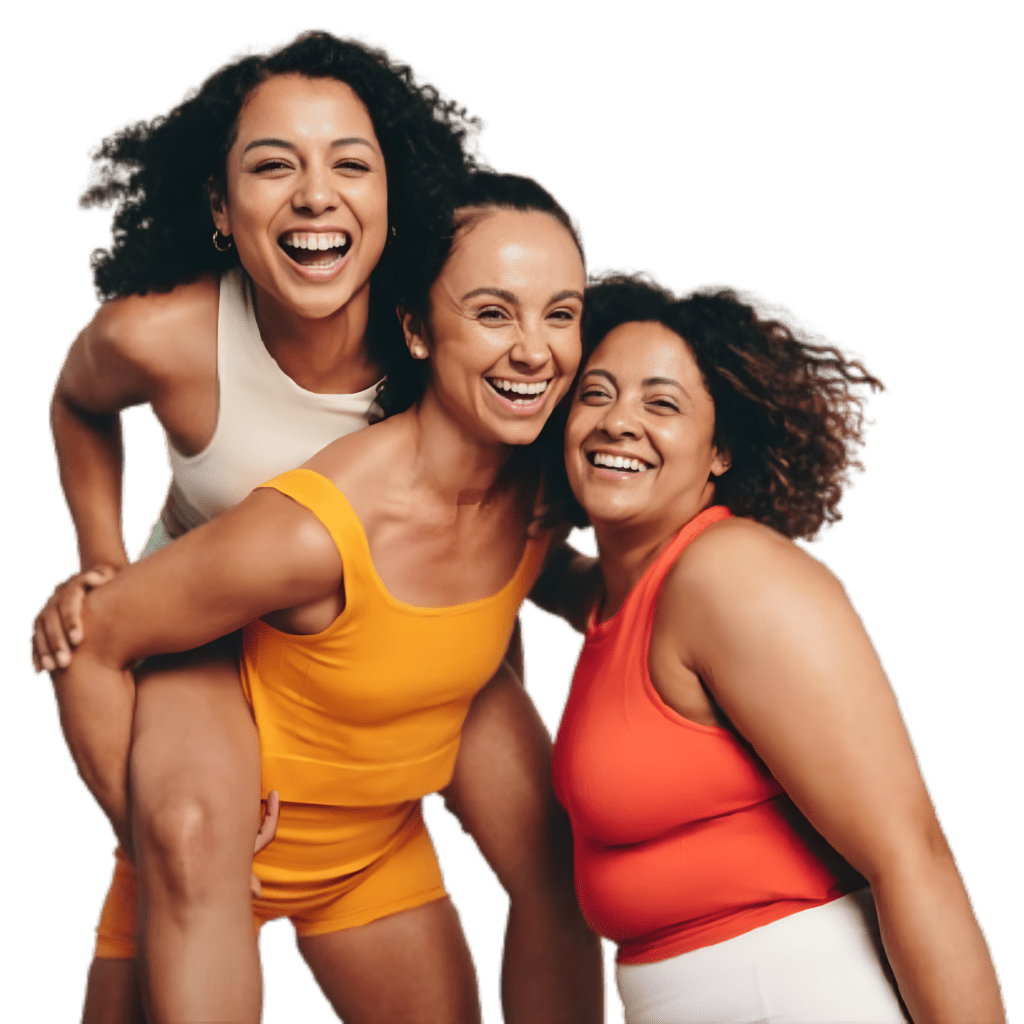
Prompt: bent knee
<box><xmin>134</xmin><ymin>793</ymin><xmax>254</xmax><ymax>902</ymax></box>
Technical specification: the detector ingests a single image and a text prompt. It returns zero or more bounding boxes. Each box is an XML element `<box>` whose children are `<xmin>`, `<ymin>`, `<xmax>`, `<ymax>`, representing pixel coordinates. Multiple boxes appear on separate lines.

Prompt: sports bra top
<box><xmin>241</xmin><ymin>468</ymin><xmax>550</xmax><ymax>808</ymax></box>
<box><xmin>163</xmin><ymin>268</ymin><xmax>382</xmax><ymax>534</ymax></box>
<box><xmin>552</xmin><ymin>505</ymin><xmax>843</xmax><ymax>965</ymax></box>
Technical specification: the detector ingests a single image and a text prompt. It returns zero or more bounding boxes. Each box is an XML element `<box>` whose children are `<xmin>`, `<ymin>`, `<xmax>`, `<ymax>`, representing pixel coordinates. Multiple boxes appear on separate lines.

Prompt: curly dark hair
<box><xmin>552</xmin><ymin>274</ymin><xmax>883</xmax><ymax>539</ymax></box>
<box><xmin>80</xmin><ymin>30</ymin><xmax>478</xmax><ymax>412</ymax></box>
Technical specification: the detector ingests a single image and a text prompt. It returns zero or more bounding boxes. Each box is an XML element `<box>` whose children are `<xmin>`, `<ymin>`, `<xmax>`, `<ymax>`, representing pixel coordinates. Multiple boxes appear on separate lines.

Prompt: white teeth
<box><xmin>591</xmin><ymin>452</ymin><xmax>650</xmax><ymax>472</ymax></box>
<box><xmin>489</xmin><ymin>378</ymin><xmax>549</xmax><ymax>397</ymax></box>
<box><xmin>282</xmin><ymin>231</ymin><xmax>350</xmax><ymax>251</ymax></box>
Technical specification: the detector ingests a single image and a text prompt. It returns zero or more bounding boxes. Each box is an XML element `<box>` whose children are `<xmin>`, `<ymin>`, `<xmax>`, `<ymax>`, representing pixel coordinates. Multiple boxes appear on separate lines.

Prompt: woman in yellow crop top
<box><xmin>51</xmin><ymin>172</ymin><xmax>597</xmax><ymax>1024</ymax></box>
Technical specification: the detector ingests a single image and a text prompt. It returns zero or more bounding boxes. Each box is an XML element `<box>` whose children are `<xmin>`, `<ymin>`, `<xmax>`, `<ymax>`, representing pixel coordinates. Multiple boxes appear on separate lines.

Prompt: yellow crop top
<box><xmin>240</xmin><ymin>468</ymin><xmax>549</xmax><ymax>807</ymax></box>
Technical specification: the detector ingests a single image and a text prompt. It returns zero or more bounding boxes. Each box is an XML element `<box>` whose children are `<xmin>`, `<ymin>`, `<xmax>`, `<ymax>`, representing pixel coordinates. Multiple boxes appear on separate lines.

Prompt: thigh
<box><xmin>129</xmin><ymin>636</ymin><xmax>261</xmax><ymax>861</ymax></box>
<box><xmin>298</xmin><ymin>898</ymin><xmax>480</xmax><ymax>1024</ymax></box>
<box><xmin>442</xmin><ymin>661</ymin><xmax>571</xmax><ymax>894</ymax></box>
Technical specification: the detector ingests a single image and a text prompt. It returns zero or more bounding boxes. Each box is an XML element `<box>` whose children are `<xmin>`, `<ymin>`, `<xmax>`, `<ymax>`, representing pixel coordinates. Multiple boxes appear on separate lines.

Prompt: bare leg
<box><xmin>298</xmin><ymin>898</ymin><xmax>481</xmax><ymax>1024</ymax></box>
<box><xmin>443</xmin><ymin>661</ymin><xmax>604</xmax><ymax>1024</ymax></box>
<box><xmin>82</xmin><ymin>959</ymin><xmax>145</xmax><ymax>1024</ymax></box>
<box><xmin>129</xmin><ymin>639</ymin><xmax>262</xmax><ymax>1024</ymax></box>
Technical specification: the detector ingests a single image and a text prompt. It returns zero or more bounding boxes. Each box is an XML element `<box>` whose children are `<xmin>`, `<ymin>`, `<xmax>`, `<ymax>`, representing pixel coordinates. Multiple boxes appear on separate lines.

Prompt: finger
<box><xmin>58</xmin><ymin>587</ymin><xmax>89</xmax><ymax>647</ymax></box>
<box><xmin>250</xmin><ymin>871</ymin><xmax>263</xmax><ymax>899</ymax></box>
<box><xmin>32</xmin><ymin>618</ymin><xmax>57</xmax><ymax>673</ymax></box>
<box><xmin>40</xmin><ymin>609</ymin><xmax>73</xmax><ymax>669</ymax></box>
<box><xmin>253</xmin><ymin>790</ymin><xmax>280</xmax><ymax>855</ymax></box>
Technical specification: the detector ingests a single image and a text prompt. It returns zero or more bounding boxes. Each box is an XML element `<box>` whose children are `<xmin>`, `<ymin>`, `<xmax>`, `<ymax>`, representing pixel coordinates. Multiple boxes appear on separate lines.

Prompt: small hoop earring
<box><xmin>212</xmin><ymin>229</ymin><xmax>234</xmax><ymax>252</ymax></box>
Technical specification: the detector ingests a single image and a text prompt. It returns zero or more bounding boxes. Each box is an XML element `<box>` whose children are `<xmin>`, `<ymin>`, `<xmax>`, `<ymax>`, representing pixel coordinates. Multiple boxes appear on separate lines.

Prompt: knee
<box><xmin>133</xmin><ymin>787</ymin><xmax>255</xmax><ymax>906</ymax></box>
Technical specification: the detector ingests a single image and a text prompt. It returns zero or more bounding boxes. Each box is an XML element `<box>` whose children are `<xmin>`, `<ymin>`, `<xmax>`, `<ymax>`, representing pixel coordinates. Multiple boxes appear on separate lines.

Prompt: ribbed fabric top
<box><xmin>164</xmin><ymin>268</ymin><xmax>381</xmax><ymax>533</ymax></box>
<box><xmin>552</xmin><ymin>505</ymin><xmax>843</xmax><ymax>964</ymax></box>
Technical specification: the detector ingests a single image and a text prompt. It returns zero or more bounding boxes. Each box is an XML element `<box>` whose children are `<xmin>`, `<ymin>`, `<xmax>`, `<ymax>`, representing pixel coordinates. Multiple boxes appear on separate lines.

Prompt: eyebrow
<box><xmin>459</xmin><ymin>287</ymin><xmax>585</xmax><ymax>304</ymax></box>
<box><xmin>242</xmin><ymin>136</ymin><xmax>377</xmax><ymax>155</ymax></box>
<box><xmin>581</xmin><ymin>369</ymin><xmax>688</xmax><ymax>393</ymax></box>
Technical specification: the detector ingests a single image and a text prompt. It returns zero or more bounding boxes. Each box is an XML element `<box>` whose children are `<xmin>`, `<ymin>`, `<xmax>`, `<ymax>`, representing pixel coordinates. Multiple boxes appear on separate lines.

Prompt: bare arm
<box><xmin>50</xmin><ymin>486</ymin><xmax>342</xmax><ymax>847</ymax></box>
<box><xmin>662</xmin><ymin>520</ymin><xmax>1004</xmax><ymax>1023</ymax></box>
<box><xmin>34</xmin><ymin>283</ymin><xmax>217</xmax><ymax>670</ymax></box>
<box><xmin>528</xmin><ymin>540</ymin><xmax>602</xmax><ymax>634</ymax></box>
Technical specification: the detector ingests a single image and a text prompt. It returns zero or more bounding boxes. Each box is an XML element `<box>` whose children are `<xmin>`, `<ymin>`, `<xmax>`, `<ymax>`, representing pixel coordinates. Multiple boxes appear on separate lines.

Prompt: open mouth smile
<box><xmin>587</xmin><ymin>451</ymin><xmax>653</xmax><ymax>473</ymax></box>
<box><xmin>486</xmin><ymin>377</ymin><xmax>551</xmax><ymax>406</ymax></box>
<box><xmin>279</xmin><ymin>231</ymin><xmax>353</xmax><ymax>269</ymax></box>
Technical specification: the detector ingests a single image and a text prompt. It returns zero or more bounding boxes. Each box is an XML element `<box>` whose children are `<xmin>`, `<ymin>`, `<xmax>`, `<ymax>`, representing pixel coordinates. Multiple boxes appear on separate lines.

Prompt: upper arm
<box><xmin>667</xmin><ymin>522</ymin><xmax>944</xmax><ymax>881</ymax></box>
<box><xmin>56</xmin><ymin>280</ymin><xmax>217</xmax><ymax>414</ymax></box>
<box><xmin>80</xmin><ymin>488</ymin><xmax>343</xmax><ymax>667</ymax></box>
<box><xmin>529</xmin><ymin>537</ymin><xmax>601</xmax><ymax>634</ymax></box>
<box><xmin>57</xmin><ymin>300</ymin><xmax>163</xmax><ymax>413</ymax></box>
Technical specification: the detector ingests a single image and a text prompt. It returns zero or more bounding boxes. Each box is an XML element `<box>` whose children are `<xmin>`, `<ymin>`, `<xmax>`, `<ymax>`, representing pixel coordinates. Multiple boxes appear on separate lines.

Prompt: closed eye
<box><xmin>335</xmin><ymin>159</ymin><xmax>370</xmax><ymax>173</ymax></box>
<box><xmin>253</xmin><ymin>159</ymin><xmax>292</xmax><ymax>172</ymax></box>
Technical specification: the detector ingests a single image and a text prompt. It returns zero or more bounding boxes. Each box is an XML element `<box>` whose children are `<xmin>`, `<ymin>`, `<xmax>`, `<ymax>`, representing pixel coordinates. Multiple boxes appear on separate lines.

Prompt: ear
<box><xmin>209</xmin><ymin>180</ymin><xmax>231</xmax><ymax>237</ymax></box>
<box><xmin>399</xmin><ymin>308</ymin><xmax>430</xmax><ymax>360</ymax></box>
<box><xmin>710</xmin><ymin>446</ymin><xmax>732</xmax><ymax>477</ymax></box>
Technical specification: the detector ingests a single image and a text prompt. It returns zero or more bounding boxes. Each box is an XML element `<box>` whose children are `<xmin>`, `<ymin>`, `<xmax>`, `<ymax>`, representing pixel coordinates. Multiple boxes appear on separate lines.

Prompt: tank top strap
<box><xmin>257</xmin><ymin>467</ymin><xmax>377</xmax><ymax>596</ymax></box>
<box><xmin>632</xmin><ymin>505</ymin><xmax>733</xmax><ymax>611</ymax></box>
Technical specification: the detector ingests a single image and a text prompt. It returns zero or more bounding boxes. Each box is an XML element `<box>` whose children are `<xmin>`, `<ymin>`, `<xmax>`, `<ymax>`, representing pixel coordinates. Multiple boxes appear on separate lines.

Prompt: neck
<box><xmin>250</xmin><ymin>277</ymin><xmax>380</xmax><ymax>394</ymax></box>
<box><xmin>404</xmin><ymin>389</ymin><xmax>516</xmax><ymax>507</ymax></box>
<box><xmin>592</xmin><ymin>485</ymin><xmax>719</xmax><ymax>619</ymax></box>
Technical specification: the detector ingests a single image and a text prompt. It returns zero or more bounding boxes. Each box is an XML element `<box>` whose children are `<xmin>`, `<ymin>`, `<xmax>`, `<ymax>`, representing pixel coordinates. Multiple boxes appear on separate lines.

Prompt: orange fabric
<box><xmin>95</xmin><ymin>467</ymin><xmax>545</xmax><ymax>958</ymax></box>
<box><xmin>95</xmin><ymin>848</ymin><xmax>137</xmax><ymax>959</ymax></box>
<box><xmin>95</xmin><ymin>808</ymin><xmax>445</xmax><ymax>957</ymax></box>
<box><xmin>243</xmin><ymin>468</ymin><xmax>547</xmax><ymax>811</ymax></box>
<box><xmin>552</xmin><ymin>506</ymin><xmax>844</xmax><ymax>966</ymax></box>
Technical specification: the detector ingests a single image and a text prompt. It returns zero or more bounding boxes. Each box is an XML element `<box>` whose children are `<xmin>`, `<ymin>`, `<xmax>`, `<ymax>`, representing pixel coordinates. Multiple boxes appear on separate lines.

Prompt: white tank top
<box><xmin>162</xmin><ymin>268</ymin><xmax>381</xmax><ymax>534</ymax></box>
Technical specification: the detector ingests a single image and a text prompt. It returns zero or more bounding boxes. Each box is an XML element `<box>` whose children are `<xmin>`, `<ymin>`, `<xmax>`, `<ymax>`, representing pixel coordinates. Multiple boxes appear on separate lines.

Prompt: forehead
<box><xmin>587</xmin><ymin>321</ymin><xmax>702</xmax><ymax>383</ymax></box>
<box><xmin>438</xmin><ymin>209</ymin><xmax>585</xmax><ymax>292</ymax></box>
<box><xmin>233</xmin><ymin>74</ymin><xmax>377</xmax><ymax>148</ymax></box>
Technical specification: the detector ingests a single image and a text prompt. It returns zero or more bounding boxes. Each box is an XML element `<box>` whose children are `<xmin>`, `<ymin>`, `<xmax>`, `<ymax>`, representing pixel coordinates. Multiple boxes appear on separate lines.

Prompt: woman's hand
<box><xmin>249</xmin><ymin>791</ymin><xmax>280</xmax><ymax>899</ymax></box>
<box><xmin>33</xmin><ymin>565</ymin><xmax>120</xmax><ymax>672</ymax></box>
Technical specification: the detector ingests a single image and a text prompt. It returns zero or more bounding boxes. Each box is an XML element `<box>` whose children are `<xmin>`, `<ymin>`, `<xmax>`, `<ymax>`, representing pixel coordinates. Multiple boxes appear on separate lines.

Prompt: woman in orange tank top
<box><xmin>548</xmin><ymin>277</ymin><xmax>1005</xmax><ymax>1022</ymax></box>
<box><xmin>50</xmin><ymin>172</ymin><xmax>601</xmax><ymax>1024</ymax></box>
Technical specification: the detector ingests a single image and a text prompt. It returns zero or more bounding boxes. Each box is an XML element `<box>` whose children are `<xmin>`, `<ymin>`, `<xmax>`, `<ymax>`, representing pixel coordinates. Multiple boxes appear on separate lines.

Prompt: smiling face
<box><xmin>210</xmin><ymin>73</ymin><xmax>388</xmax><ymax>321</ymax></box>
<box><xmin>405</xmin><ymin>208</ymin><xmax>585</xmax><ymax>448</ymax></box>
<box><xmin>565</xmin><ymin>321</ymin><xmax>731</xmax><ymax>530</ymax></box>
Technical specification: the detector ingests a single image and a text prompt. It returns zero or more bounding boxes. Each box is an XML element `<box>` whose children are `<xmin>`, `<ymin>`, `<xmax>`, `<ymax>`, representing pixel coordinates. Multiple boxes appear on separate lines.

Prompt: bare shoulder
<box><xmin>304</xmin><ymin>414</ymin><xmax>413</xmax><ymax>499</ymax></box>
<box><xmin>217</xmin><ymin>485</ymin><xmax>342</xmax><ymax>587</ymax></box>
<box><xmin>85</xmin><ymin>275</ymin><xmax>219</xmax><ymax>377</ymax></box>
<box><xmin>660</xmin><ymin>514</ymin><xmax>849</xmax><ymax>630</ymax></box>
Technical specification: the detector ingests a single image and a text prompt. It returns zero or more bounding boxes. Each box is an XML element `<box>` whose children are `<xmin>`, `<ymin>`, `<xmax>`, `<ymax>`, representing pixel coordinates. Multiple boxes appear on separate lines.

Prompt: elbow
<box><xmin>858</xmin><ymin>816</ymin><xmax>958</xmax><ymax>895</ymax></box>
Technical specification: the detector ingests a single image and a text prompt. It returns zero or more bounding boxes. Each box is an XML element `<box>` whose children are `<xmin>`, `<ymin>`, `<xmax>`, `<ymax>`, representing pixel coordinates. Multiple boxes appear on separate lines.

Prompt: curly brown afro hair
<box><xmin>79</xmin><ymin>30</ymin><xmax>478</xmax><ymax>415</ymax></box>
<box><xmin>549</xmin><ymin>274</ymin><xmax>883</xmax><ymax>539</ymax></box>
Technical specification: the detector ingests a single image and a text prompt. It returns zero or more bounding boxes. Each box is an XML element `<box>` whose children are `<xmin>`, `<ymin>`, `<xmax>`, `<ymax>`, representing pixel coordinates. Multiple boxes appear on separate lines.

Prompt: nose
<box><xmin>598</xmin><ymin>398</ymin><xmax>640</xmax><ymax>439</ymax></box>
<box><xmin>509</xmin><ymin>320</ymin><xmax>553</xmax><ymax>373</ymax></box>
<box><xmin>292</xmin><ymin>164</ymin><xmax>339</xmax><ymax>218</ymax></box>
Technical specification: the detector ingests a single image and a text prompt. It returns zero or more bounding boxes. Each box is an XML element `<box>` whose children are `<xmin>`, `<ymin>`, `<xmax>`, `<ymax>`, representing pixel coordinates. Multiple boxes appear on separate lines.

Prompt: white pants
<box><xmin>616</xmin><ymin>890</ymin><xmax>909</xmax><ymax>1024</ymax></box>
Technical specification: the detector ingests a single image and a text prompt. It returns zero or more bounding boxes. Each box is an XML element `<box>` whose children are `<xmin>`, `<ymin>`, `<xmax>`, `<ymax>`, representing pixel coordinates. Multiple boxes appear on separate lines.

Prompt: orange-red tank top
<box><xmin>241</xmin><ymin>468</ymin><xmax>548</xmax><ymax>807</ymax></box>
<box><xmin>552</xmin><ymin>505</ymin><xmax>844</xmax><ymax>965</ymax></box>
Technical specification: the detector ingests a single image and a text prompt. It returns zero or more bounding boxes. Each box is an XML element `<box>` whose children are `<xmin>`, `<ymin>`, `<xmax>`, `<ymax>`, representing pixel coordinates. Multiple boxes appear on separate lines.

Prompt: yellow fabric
<box><xmin>241</xmin><ymin>468</ymin><xmax>547</xmax><ymax>813</ymax></box>
<box><xmin>95</xmin><ymin>808</ymin><xmax>446</xmax><ymax>956</ymax></box>
<box><xmin>92</xmin><ymin>466</ymin><xmax>547</xmax><ymax>957</ymax></box>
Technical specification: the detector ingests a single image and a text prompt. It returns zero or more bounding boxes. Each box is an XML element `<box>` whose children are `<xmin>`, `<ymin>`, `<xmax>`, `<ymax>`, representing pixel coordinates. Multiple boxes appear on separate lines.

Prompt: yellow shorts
<box><xmin>95</xmin><ymin>801</ymin><xmax>446</xmax><ymax>959</ymax></box>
